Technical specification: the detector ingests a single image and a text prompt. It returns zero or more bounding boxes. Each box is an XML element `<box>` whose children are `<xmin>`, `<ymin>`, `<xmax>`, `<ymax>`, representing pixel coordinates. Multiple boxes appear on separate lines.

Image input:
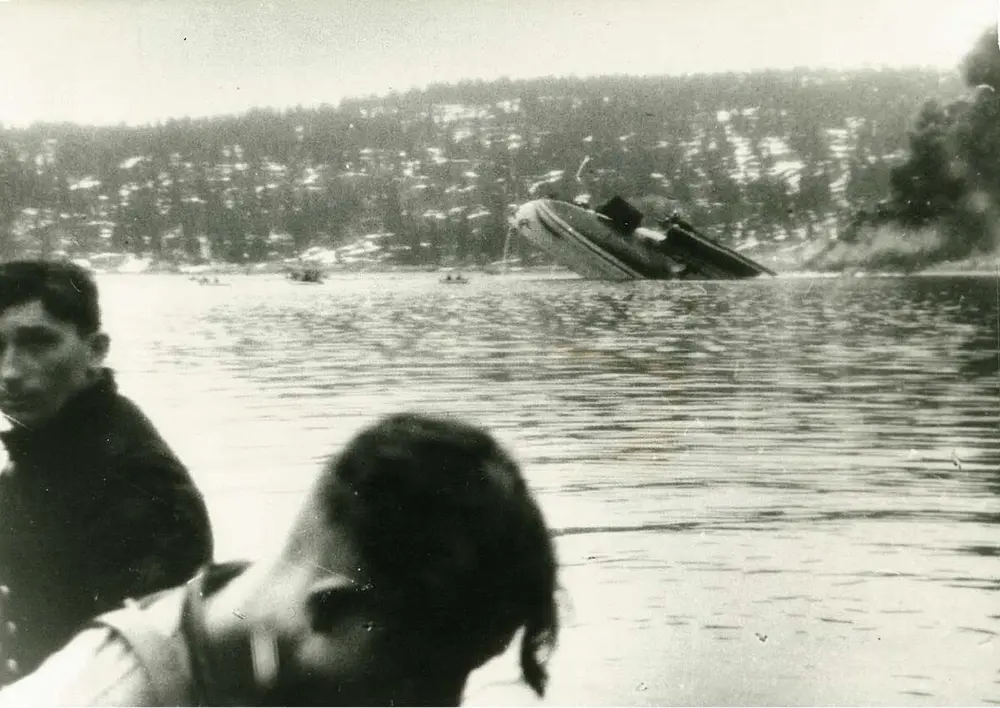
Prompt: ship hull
<box><xmin>513</xmin><ymin>199</ymin><xmax>775</xmax><ymax>281</ymax></box>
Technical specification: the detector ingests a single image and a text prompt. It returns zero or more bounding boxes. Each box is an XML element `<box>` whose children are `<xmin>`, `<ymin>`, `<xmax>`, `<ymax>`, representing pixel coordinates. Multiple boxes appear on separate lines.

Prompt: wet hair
<box><xmin>0</xmin><ymin>260</ymin><xmax>101</xmax><ymax>335</ymax></box>
<box><xmin>321</xmin><ymin>413</ymin><xmax>559</xmax><ymax>697</ymax></box>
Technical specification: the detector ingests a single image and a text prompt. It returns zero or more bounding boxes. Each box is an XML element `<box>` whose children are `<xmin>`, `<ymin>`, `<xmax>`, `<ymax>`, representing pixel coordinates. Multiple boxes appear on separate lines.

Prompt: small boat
<box><xmin>190</xmin><ymin>276</ymin><xmax>230</xmax><ymax>286</ymax></box>
<box><xmin>512</xmin><ymin>196</ymin><xmax>775</xmax><ymax>281</ymax></box>
<box><xmin>440</xmin><ymin>273</ymin><xmax>469</xmax><ymax>285</ymax></box>
<box><xmin>287</xmin><ymin>266</ymin><xmax>324</xmax><ymax>284</ymax></box>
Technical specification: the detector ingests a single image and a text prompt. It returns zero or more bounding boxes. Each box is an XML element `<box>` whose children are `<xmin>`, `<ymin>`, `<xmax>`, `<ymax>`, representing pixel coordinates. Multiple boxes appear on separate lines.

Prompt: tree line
<box><xmin>0</xmin><ymin>60</ymin><xmax>978</xmax><ymax>266</ymax></box>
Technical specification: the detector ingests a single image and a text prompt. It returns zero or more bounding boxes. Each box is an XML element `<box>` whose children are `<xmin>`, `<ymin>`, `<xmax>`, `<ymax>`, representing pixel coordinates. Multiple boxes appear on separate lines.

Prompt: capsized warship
<box><xmin>512</xmin><ymin>195</ymin><xmax>776</xmax><ymax>281</ymax></box>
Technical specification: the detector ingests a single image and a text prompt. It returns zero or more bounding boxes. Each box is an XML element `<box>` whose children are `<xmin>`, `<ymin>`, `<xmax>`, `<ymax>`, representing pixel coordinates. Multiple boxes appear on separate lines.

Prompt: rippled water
<box><xmin>98</xmin><ymin>272</ymin><xmax>998</xmax><ymax>706</ymax></box>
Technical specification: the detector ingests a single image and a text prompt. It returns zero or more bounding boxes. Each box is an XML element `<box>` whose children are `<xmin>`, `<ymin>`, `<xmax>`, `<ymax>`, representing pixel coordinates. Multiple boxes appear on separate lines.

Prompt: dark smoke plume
<box><xmin>828</xmin><ymin>24</ymin><xmax>1000</xmax><ymax>270</ymax></box>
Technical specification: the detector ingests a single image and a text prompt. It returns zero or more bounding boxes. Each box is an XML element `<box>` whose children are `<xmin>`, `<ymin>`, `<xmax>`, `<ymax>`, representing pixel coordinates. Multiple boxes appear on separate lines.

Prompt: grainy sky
<box><xmin>0</xmin><ymin>0</ymin><xmax>996</xmax><ymax>126</ymax></box>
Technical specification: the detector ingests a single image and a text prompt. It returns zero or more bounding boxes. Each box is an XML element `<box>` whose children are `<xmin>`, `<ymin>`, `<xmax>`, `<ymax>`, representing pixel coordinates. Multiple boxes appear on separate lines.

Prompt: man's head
<box><xmin>0</xmin><ymin>260</ymin><xmax>108</xmax><ymax>428</ymax></box>
<box><xmin>268</xmin><ymin>413</ymin><xmax>559</xmax><ymax>706</ymax></box>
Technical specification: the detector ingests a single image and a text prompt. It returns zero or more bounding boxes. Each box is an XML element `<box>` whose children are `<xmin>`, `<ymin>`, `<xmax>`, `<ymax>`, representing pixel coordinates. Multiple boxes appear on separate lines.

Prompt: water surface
<box><xmin>98</xmin><ymin>272</ymin><xmax>999</xmax><ymax>705</ymax></box>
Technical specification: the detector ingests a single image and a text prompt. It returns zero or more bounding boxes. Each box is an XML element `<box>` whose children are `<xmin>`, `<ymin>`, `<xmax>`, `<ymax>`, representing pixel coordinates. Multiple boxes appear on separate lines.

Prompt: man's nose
<box><xmin>0</xmin><ymin>348</ymin><xmax>24</xmax><ymax>386</ymax></box>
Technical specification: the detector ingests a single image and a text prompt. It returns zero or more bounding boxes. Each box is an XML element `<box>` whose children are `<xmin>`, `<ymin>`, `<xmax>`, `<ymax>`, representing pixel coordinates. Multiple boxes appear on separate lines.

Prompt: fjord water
<box><xmin>101</xmin><ymin>272</ymin><xmax>998</xmax><ymax>706</ymax></box>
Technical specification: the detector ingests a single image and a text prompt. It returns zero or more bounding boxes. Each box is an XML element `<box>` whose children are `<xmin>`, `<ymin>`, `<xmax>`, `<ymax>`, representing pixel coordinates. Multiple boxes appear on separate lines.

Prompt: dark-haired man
<box><xmin>0</xmin><ymin>413</ymin><xmax>559</xmax><ymax>706</ymax></box>
<box><xmin>0</xmin><ymin>260</ymin><xmax>213</xmax><ymax>685</ymax></box>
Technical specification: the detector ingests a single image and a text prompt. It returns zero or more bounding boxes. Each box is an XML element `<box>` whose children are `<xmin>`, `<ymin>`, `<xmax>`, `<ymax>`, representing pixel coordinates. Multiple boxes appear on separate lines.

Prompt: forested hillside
<box><xmin>0</xmin><ymin>67</ymin><xmax>971</xmax><ymax>267</ymax></box>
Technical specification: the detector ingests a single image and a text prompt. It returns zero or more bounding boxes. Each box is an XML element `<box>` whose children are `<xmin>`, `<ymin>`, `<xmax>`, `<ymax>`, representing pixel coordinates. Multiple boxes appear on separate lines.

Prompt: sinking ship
<box><xmin>512</xmin><ymin>196</ymin><xmax>776</xmax><ymax>281</ymax></box>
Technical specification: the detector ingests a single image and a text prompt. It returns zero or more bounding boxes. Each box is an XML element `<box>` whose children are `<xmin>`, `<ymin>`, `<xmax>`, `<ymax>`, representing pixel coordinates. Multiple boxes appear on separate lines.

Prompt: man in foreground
<box><xmin>0</xmin><ymin>260</ymin><xmax>214</xmax><ymax>683</ymax></box>
<box><xmin>0</xmin><ymin>413</ymin><xmax>560</xmax><ymax>706</ymax></box>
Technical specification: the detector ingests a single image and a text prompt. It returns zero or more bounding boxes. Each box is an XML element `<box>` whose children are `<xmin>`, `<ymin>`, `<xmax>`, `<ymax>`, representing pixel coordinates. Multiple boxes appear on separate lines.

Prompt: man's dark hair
<box><xmin>0</xmin><ymin>260</ymin><xmax>101</xmax><ymax>335</ymax></box>
<box><xmin>322</xmin><ymin>413</ymin><xmax>559</xmax><ymax>697</ymax></box>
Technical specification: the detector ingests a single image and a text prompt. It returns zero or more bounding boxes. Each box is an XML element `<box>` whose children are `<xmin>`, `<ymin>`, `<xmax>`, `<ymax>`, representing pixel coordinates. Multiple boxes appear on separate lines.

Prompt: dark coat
<box><xmin>0</xmin><ymin>369</ymin><xmax>213</xmax><ymax>682</ymax></box>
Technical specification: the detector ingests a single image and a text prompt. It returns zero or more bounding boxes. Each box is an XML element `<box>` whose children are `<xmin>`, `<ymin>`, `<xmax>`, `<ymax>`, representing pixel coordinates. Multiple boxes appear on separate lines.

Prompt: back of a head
<box><xmin>320</xmin><ymin>413</ymin><xmax>559</xmax><ymax>697</ymax></box>
<box><xmin>0</xmin><ymin>260</ymin><xmax>101</xmax><ymax>335</ymax></box>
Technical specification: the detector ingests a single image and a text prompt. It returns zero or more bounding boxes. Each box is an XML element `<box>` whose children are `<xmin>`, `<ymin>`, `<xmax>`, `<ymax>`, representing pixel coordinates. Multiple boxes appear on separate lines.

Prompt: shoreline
<box><xmin>83</xmin><ymin>248</ymin><xmax>1000</xmax><ymax>279</ymax></box>
<box><xmin>740</xmin><ymin>242</ymin><xmax>1000</xmax><ymax>278</ymax></box>
<box><xmin>93</xmin><ymin>262</ymin><xmax>578</xmax><ymax>277</ymax></box>
<box><xmin>93</xmin><ymin>265</ymin><xmax>1000</xmax><ymax>279</ymax></box>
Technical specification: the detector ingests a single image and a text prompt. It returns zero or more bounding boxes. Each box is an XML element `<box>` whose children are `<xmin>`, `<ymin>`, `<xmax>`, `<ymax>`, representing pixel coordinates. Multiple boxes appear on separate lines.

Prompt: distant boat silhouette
<box><xmin>287</xmin><ymin>266</ymin><xmax>324</xmax><ymax>283</ymax></box>
<box><xmin>440</xmin><ymin>273</ymin><xmax>469</xmax><ymax>285</ymax></box>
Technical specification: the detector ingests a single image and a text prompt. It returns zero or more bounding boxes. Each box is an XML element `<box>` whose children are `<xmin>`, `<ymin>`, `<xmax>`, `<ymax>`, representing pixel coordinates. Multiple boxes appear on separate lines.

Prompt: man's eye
<box><xmin>20</xmin><ymin>333</ymin><xmax>58</xmax><ymax>348</ymax></box>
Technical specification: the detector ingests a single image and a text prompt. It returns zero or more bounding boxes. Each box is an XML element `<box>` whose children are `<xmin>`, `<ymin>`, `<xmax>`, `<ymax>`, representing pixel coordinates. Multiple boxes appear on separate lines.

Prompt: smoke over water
<box><xmin>807</xmin><ymin>225</ymin><xmax>945</xmax><ymax>273</ymax></box>
<box><xmin>812</xmin><ymin>24</ymin><xmax>1000</xmax><ymax>273</ymax></box>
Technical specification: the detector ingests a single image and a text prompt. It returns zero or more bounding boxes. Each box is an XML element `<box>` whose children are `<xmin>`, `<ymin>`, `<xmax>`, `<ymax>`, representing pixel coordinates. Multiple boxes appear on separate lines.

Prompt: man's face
<box><xmin>261</xmin><ymin>511</ymin><xmax>423</xmax><ymax>707</ymax></box>
<box><xmin>265</xmin><ymin>584</ymin><xmax>395</xmax><ymax>707</ymax></box>
<box><xmin>0</xmin><ymin>299</ymin><xmax>106</xmax><ymax>428</ymax></box>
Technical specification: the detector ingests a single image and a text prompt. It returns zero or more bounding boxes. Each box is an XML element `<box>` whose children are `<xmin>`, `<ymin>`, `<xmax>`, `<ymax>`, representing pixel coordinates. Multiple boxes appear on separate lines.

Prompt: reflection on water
<box><xmin>99</xmin><ymin>272</ymin><xmax>998</xmax><ymax>706</ymax></box>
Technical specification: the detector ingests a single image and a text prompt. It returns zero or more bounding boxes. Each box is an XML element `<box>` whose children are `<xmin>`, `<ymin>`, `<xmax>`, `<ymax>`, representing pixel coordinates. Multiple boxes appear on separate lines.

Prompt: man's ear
<box><xmin>87</xmin><ymin>332</ymin><xmax>110</xmax><ymax>368</ymax></box>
